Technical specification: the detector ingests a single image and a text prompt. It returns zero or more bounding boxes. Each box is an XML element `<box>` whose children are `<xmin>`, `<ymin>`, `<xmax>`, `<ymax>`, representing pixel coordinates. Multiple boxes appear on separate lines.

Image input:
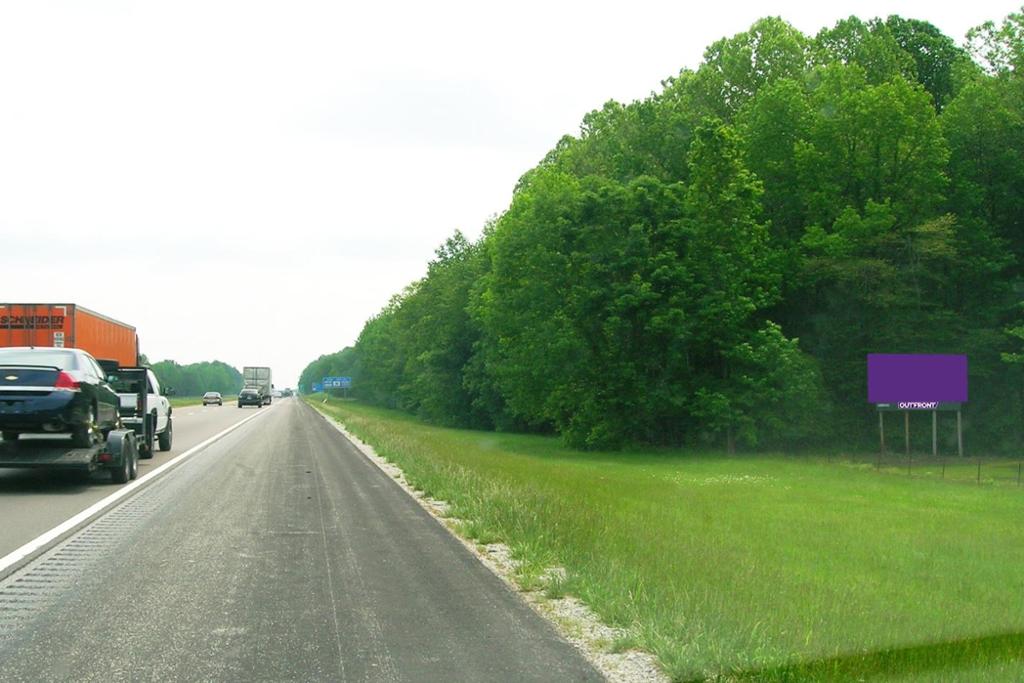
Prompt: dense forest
<box><xmin>150</xmin><ymin>360</ymin><xmax>243</xmax><ymax>397</ymax></box>
<box><xmin>302</xmin><ymin>11</ymin><xmax>1024</xmax><ymax>452</ymax></box>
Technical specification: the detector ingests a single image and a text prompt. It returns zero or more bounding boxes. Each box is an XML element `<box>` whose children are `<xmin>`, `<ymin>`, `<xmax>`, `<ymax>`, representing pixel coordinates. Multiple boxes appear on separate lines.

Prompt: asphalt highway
<box><xmin>0</xmin><ymin>399</ymin><xmax>260</xmax><ymax>559</ymax></box>
<box><xmin>0</xmin><ymin>398</ymin><xmax>601</xmax><ymax>681</ymax></box>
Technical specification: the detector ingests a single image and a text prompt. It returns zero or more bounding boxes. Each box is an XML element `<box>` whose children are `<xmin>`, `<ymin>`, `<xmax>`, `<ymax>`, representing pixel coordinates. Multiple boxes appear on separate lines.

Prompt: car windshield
<box><xmin>0</xmin><ymin>349</ymin><xmax>78</xmax><ymax>370</ymax></box>
<box><xmin>204</xmin><ymin>392</ymin><xmax>219</xmax><ymax>397</ymax></box>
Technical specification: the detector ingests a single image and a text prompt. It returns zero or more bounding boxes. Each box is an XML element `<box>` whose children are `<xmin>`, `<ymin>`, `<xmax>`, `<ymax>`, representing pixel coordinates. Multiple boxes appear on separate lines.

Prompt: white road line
<box><xmin>0</xmin><ymin>408</ymin><xmax>270</xmax><ymax>575</ymax></box>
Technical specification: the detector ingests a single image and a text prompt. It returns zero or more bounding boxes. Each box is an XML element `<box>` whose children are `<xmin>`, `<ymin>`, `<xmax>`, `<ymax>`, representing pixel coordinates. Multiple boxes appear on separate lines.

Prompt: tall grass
<box><xmin>309</xmin><ymin>397</ymin><xmax>1024</xmax><ymax>681</ymax></box>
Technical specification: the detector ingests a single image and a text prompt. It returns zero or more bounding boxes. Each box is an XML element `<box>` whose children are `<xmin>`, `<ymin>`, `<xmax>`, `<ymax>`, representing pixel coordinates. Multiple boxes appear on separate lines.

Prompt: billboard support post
<box><xmin>932</xmin><ymin>410</ymin><xmax>937</xmax><ymax>457</ymax></box>
<box><xmin>957</xmin><ymin>409</ymin><xmax>964</xmax><ymax>458</ymax></box>
<box><xmin>904</xmin><ymin>411</ymin><xmax>910</xmax><ymax>456</ymax></box>
<box><xmin>879</xmin><ymin>411</ymin><xmax>886</xmax><ymax>462</ymax></box>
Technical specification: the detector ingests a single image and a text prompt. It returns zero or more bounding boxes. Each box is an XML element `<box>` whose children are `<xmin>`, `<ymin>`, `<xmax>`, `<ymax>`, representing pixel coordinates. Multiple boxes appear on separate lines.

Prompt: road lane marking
<box><xmin>0</xmin><ymin>408</ymin><xmax>270</xmax><ymax>577</ymax></box>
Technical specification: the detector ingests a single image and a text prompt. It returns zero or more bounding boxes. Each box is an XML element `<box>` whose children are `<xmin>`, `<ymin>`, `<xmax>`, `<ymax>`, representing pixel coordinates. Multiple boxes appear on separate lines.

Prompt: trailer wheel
<box><xmin>111</xmin><ymin>438</ymin><xmax>136</xmax><ymax>484</ymax></box>
<box><xmin>158</xmin><ymin>417</ymin><xmax>173</xmax><ymax>451</ymax></box>
<box><xmin>129</xmin><ymin>442</ymin><xmax>139</xmax><ymax>480</ymax></box>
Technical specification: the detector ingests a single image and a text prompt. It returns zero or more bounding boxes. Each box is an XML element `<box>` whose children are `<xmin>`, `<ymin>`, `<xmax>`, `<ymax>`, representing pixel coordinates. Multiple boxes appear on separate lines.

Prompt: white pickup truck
<box><xmin>110</xmin><ymin>367</ymin><xmax>173</xmax><ymax>458</ymax></box>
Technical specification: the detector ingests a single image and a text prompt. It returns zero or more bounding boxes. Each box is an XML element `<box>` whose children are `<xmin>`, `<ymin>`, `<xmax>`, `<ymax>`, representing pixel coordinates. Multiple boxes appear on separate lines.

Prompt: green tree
<box><xmin>393</xmin><ymin>231</ymin><xmax>490</xmax><ymax>427</ymax></box>
<box><xmin>942</xmin><ymin>78</ymin><xmax>1024</xmax><ymax>271</ymax></box>
<box><xmin>680</xmin><ymin>121</ymin><xmax>804</xmax><ymax>450</ymax></box>
<box><xmin>478</xmin><ymin>169</ymin><xmax>696</xmax><ymax>448</ymax></box>
<box><xmin>692</xmin><ymin>17</ymin><xmax>810</xmax><ymax>118</ymax></box>
<box><xmin>737</xmin><ymin>77</ymin><xmax>815</xmax><ymax>244</ymax></box>
<box><xmin>797</xmin><ymin>67</ymin><xmax>949</xmax><ymax>228</ymax></box>
<box><xmin>691</xmin><ymin>323</ymin><xmax>827</xmax><ymax>449</ymax></box>
<box><xmin>885</xmin><ymin>16</ymin><xmax>978</xmax><ymax>109</ymax></box>
<box><xmin>812</xmin><ymin>16</ymin><xmax>916</xmax><ymax>85</ymax></box>
<box><xmin>473</xmin><ymin>168</ymin><xmax>582</xmax><ymax>436</ymax></box>
<box><xmin>967</xmin><ymin>8</ymin><xmax>1024</xmax><ymax>74</ymax></box>
<box><xmin>352</xmin><ymin>294</ymin><xmax>407</xmax><ymax>408</ymax></box>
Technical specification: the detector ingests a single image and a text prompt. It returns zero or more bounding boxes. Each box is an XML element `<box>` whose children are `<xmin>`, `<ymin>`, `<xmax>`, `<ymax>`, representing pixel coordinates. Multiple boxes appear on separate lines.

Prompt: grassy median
<box><xmin>307</xmin><ymin>396</ymin><xmax>1024</xmax><ymax>681</ymax></box>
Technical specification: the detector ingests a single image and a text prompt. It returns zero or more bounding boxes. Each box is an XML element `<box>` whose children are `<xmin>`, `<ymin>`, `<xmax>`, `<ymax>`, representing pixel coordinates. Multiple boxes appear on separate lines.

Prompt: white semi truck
<box><xmin>242</xmin><ymin>366</ymin><xmax>273</xmax><ymax>405</ymax></box>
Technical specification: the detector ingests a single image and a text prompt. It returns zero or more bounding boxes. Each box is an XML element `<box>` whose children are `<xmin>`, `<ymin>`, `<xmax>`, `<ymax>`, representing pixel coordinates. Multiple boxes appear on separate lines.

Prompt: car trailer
<box><xmin>0</xmin><ymin>428</ymin><xmax>139</xmax><ymax>483</ymax></box>
<box><xmin>0</xmin><ymin>359</ymin><xmax>147</xmax><ymax>484</ymax></box>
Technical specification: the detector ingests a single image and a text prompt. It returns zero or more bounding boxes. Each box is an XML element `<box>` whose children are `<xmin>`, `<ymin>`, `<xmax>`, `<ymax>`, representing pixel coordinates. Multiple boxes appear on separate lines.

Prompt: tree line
<box><xmin>302</xmin><ymin>11</ymin><xmax>1024</xmax><ymax>452</ymax></box>
<box><xmin>151</xmin><ymin>360</ymin><xmax>243</xmax><ymax>397</ymax></box>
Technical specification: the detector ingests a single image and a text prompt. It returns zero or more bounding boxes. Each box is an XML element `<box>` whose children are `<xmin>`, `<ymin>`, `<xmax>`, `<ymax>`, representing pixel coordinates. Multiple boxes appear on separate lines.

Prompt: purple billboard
<box><xmin>867</xmin><ymin>354</ymin><xmax>968</xmax><ymax>406</ymax></box>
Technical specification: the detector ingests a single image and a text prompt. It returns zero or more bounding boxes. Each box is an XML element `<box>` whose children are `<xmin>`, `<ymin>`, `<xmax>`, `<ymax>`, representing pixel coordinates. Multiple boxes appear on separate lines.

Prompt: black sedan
<box><xmin>0</xmin><ymin>347</ymin><xmax>121</xmax><ymax>447</ymax></box>
<box><xmin>237</xmin><ymin>388</ymin><xmax>263</xmax><ymax>408</ymax></box>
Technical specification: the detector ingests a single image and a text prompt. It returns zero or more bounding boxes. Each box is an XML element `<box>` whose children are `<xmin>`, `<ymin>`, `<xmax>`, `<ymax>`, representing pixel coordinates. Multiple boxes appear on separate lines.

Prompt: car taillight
<box><xmin>54</xmin><ymin>371</ymin><xmax>81</xmax><ymax>391</ymax></box>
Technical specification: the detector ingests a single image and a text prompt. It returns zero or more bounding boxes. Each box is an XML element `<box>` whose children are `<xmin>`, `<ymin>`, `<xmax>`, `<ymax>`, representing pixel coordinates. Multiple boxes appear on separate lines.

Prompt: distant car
<box><xmin>202</xmin><ymin>391</ymin><xmax>223</xmax><ymax>406</ymax></box>
<box><xmin>237</xmin><ymin>388</ymin><xmax>262</xmax><ymax>408</ymax></box>
<box><xmin>0</xmin><ymin>346</ymin><xmax>121</xmax><ymax>447</ymax></box>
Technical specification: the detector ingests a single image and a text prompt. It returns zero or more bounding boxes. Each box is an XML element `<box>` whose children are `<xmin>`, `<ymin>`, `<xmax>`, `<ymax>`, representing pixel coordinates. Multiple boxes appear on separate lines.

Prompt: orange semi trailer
<box><xmin>0</xmin><ymin>303</ymin><xmax>139</xmax><ymax>367</ymax></box>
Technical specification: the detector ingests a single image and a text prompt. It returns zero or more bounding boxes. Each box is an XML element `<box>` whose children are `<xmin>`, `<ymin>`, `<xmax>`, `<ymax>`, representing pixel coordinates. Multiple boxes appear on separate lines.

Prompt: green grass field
<box><xmin>307</xmin><ymin>396</ymin><xmax>1024</xmax><ymax>682</ymax></box>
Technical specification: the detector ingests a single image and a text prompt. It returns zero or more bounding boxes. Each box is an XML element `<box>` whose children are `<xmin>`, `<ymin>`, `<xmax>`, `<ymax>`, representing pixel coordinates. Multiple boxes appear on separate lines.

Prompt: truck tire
<box><xmin>139</xmin><ymin>415</ymin><xmax>155</xmax><ymax>460</ymax></box>
<box><xmin>158</xmin><ymin>418</ymin><xmax>173</xmax><ymax>451</ymax></box>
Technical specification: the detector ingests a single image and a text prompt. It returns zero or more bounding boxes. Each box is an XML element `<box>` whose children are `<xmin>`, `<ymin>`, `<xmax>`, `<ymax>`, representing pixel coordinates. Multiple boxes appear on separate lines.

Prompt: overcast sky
<box><xmin>1</xmin><ymin>1</ymin><xmax>1019</xmax><ymax>389</ymax></box>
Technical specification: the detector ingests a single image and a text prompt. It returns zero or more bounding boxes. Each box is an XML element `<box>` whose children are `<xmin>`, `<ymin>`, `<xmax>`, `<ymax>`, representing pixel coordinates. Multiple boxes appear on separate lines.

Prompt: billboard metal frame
<box><xmin>869</xmin><ymin>355</ymin><xmax>967</xmax><ymax>458</ymax></box>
